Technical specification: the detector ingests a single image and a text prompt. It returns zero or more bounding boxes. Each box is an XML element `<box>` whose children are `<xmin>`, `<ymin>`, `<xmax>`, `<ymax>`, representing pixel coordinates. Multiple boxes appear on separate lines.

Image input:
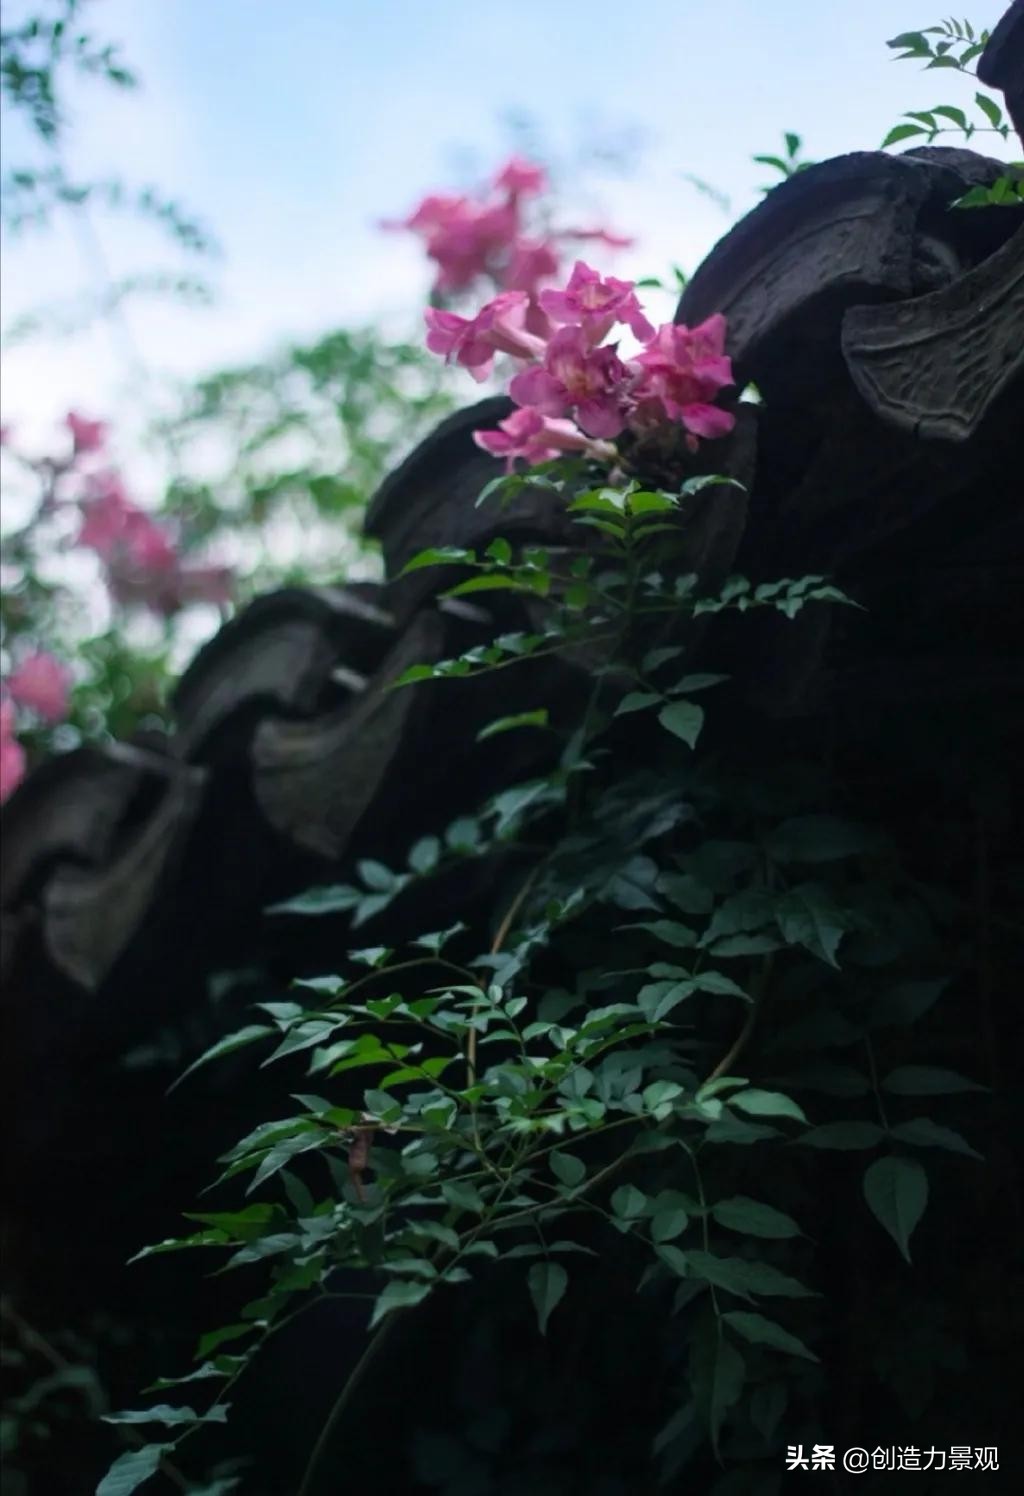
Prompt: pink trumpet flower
<box><xmin>509</xmin><ymin>325</ymin><xmax>631</xmax><ymax>439</ymax></box>
<box><xmin>473</xmin><ymin>407</ymin><xmax>600</xmax><ymax>471</ymax></box>
<box><xmin>539</xmin><ymin>260</ymin><xmax>654</xmax><ymax>346</ymax></box>
<box><xmin>425</xmin><ymin>291</ymin><xmax>547</xmax><ymax>381</ymax></box>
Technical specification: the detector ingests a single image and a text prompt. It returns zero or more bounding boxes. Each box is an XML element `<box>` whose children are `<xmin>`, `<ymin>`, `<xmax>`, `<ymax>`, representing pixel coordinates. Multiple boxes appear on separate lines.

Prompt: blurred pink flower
<box><xmin>78</xmin><ymin>472</ymin><xmax>178</xmax><ymax>572</ymax></box>
<box><xmin>0</xmin><ymin>424</ymin><xmax>11</xmax><ymax>447</ymax></box>
<box><xmin>75</xmin><ymin>470</ymin><xmax>232</xmax><ymax>616</ymax></box>
<box><xmin>427</xmin><ymin>200</ymin><xmax>519</xmax><ymax>293</ymax></box>
<box><xmin>6</xmin><ymin>652</ymin><xmax>71</xmax><ymax>724</ymax></box>
<box><xmin>509</xmin><ymin>325</ymin><xmax>631</xmax><ymax>439</ymax></box>
<box><xmin>0</xmin><ymin>701</ymin><xmax>27</xmax><ymax>804</ymax></box>
<box><xmin>539</xmin><ymin>260</ymin><xmax>654</xmax><ymax>345</ymax></box>
<box><xmin>123</xmin><ymin>512</ymin><xmax>178</xmax><ymax>572</ymax></box>
<box><xmin>493</xmin><ymin>156</ymin><xmax>547</xmax><ymax>198</ymax></box>
<box><xmin>502</xmin><ymin>237</ymin><xmax>561</xmax><ymax>322</ymax></box>
<box><xmin>77</xmin><ymin>471</ymin><xmax>134</xmax><ymax>556</ymax></box>
<box><xmin>473</xmin><ymin>407</ymin><xmax>595</xmax><ymax>471</ymax></box>
<box><xmin>386</xmin><ymin>187</ymin><xmax>522</xmax><ymax>294</ymax></box>
<box><xmin>385</xmin><ymin>193</ymin><xmax>473</xmax><ymax>234</ymax></box>
<box><xmin>66</xmin><ymin>410</ymin><xmax>108</xmax><ymax>457</ymax></box>
<box><xmin>425</xmin><ymin>291</ymin><xmax>546</xmax><ymax>381</ymax></box>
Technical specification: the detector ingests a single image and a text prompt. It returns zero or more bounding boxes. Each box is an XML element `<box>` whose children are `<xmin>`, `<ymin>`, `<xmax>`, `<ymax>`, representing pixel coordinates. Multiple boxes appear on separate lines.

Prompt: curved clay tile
<box><xmin>41</xmin><ymin>757</ymin><xmax>204</xmax><ymax>987</ymax></box>
<box><xmin>252</xmin><ymin>610</ymin><xmax>443</xmax><ymax>858</ymax></box>
<box><xmin>1</xmin><ymin>742</ymin><xmax>203</xmax><ymax>987</ymax></box>
<box><xmin>172</xmin><ymin>584</ymin><xmax>396</xmax><ymax>759</ymax></box>
<box><xmin>675</xmin><ymin>150</ymin><xmax>1010</xmax><ymax>399</ymax></box>
<box><xmin>978</xmin><ymin>0</ymin><xmax>1024</xmax><ymax>138</ymax></box>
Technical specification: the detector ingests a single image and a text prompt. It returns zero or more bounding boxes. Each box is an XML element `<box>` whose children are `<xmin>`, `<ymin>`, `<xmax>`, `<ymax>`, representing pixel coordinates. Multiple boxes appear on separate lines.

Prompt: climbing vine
<box><xmin>89</xmin><ymin>17</ymin><xmax>1015</xmax><ymax>1495</ymax></box>
<box><xmin>95</xmin><ymin>350</ymin><xmax>986</xmax><ymax>1496</ymax></box>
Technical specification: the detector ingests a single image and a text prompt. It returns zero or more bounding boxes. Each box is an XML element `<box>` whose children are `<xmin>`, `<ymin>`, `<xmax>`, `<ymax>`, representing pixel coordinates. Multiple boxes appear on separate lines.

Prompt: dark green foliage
<box><xmin>90</xmin><ymin>443</ymin><xmax>1013</xmax><ymax>1495</ymax></box>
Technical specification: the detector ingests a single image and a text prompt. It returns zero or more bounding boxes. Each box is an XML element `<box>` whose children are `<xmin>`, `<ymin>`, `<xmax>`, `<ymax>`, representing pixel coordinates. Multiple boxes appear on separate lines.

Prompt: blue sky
<box><xmin>1</xmin><ymin>0</ymin><xmax>1015</xmax><ymax>463</ymax></box>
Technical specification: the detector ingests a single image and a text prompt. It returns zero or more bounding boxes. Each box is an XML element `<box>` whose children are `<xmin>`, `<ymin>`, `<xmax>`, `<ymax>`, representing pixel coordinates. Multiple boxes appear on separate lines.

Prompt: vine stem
<box><xmin>326</xmin><ymin>956</ymin><xmax>478</xmax><ymax>1012</ymax></box>
<box><xmin>701</xmin><ymin>952</ymin><xmax>773</xmax><ymax>1088</ymax></box>
<box><xmin>466</xmin><ymin>863</ymin><xmax>542</xmax><ymax>1089</ymax></box>
<box><xmin>296</xmin><ymin>1312</ymin><xmax>401</xmax><ymax>1496</ymax></box>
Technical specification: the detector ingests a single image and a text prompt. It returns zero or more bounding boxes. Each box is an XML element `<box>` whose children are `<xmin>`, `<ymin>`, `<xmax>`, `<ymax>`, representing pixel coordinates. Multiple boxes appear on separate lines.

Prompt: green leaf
<box><xmin>689</xmin><ymin>1314</ymin><xmax>745</xmax><ymax>1449</ymax></box>
<box><xmin>370</xmin><ymin>1278</ymin><xmax>432</xmax><ymax>1328</ymax></box>
<box><xmin>711</xmin><ymin>1196</ymin><xmax>801</xmax><ymax>1239</ymax></box>
<box><xmin>528</xmin><ymin>1261</ymin><xmax>568</xmax><ymax>1335</ymax></box>
<box><xmin>614</xmin><ymin>691</ymin><xmax>663</xmax><ymax>716</ymax></box>
<box><xmin>765</xmin><ymin>815</ymin><xmax>878</xmax><ymax>863</ymax></box>
<box><xmin>196</xmin><ymin>1322</ymin><xmax>257</xmax><ymax>1358</ymax></box>
<box><xmin>710</xmin><ymin>933</ymin><xmax>781</xmax><ymax>957</ymax></box>
<box><xmin>267</xmin><ymin>884</ymin><xmax>359</xmax><ymax>915</ymax></box>
<box><xmin>550</xmin><ymin>1151</ymin><xmax>587</xmax><ymax>1190</ymax></box>
<box><xmin>440</xmin><ymin>1178</ymin><xmax>488</xmax><ymax>1214</ymax></box>
<box><xmin>930</xmin><ymin>104</ymin><xmax>968</xmax><ymax>129</ymax></box>
<box><xmin>889</xmin><ymin>1118</ymin><xmax>982</xmax><ymax>1160</ymax></box>
<box><xmin>626</xmin><ymin>919</ymin><xmax>698</xmax><ymax>947</ymax></box>
<box><xmin>775</xmin><ymin>883</ymin><xmax>845</xmax><ymax>966</ymax></box>
<box><xmin>975</xmin><ymin>91</ymin><xmax>1003</xmax><ymax>128</ymax></box>
<box><xmin>408</xmin><ymin>836</ymin><xmax>441</xmax><ymax>873</ymax></box>
<box><xmin>798</xmin><ymin>1122</ymin><xmax>884</xmax><ymax>1150</ymax></box>
<box><xmin>364</xmin><ymin>1088</ymin><xmax>402</xmax><ymax>1121</ymax></box>
<box><xmin>97</xmin><ymin>1445</ymin><xmax>171</xmax><ymax>1496</ymax></box>
<box><xmin>627</xmin><ymin>488</ymin><xmax>678</xmax><ymax>515</ymax></box>
<box><xmin>722</xmin><ymin>1310</ymin><xmax>817</xmax><ymax>1361</ymax></box>
<box><xmin>729</xmin><ymin>1089</ymin><xmax>806</xmax><ymax>1124</ymax></box>
<box><xmin>127</xmin><ymin>1229</ymin><xmax>228</xmax><ymax>1264</ymax></box>
<box><xmin>382</xmin><ymin>1257</ymin><xmax>437</xmax><ymax>1280</ymax></box>
<box><xmin>882</xmin><ymin>1066</ymin><xmax>985</xmax><ymax>1095</ymax></box>
<box><xmin>863</xmin><ymin>1156</ymin><xmax>928</xmax><ymax>1262</ymax></box>
<box><xmin>411</xmin><ymin>923</ymin><xmax>466</xmax><ymax>955</ymax></box>
<box><xmin>401</xmin><ymin>546</ymin><xmax>475</xmax><ymax>575</ymax></box>
<box><xmin>636</xmin><ymin>979</ymin><xmax>695</xmax><ymax>1023</ymax></box>
<box><xmin>684</xmin><ymin>1251</ymin><xmax>814</xmax><ymax>1299</ymax></box>
<box><xmin>668</xmin><ymin>673</ymin><xmax>730</xmax><ymax>694</ymax></box>
<box><xmin>172</xmin><ymin>1025</ymin><xmax>272</xmax><ymax>1087</ymax></box>
<box><xmin>887</xmin><ymin>31</ymin><xmax>929</xmax><ymax>51</ymax></box>
<box><xmin>642</xmin><ymin>645</ymin><xmax>684</xmax><ymax>673</ymax></box>
<box><xmin>643</xmin><ymin>1080</ymin><xmax>685</xmax><ymax>1119</ymax></box>
<box><xmin>144</xmin><ymin>1361</ymin><xmax>238</xmax><ymax>1392</ymax></box>
<box><xmin>357</xmin><ymin>859</ymin><xmax>394</xmax><ymax>891</ymax></box>
<box><xmin>611</xmin><ymin>1184</ymin><xmax>647</xmax><ymax>1221</ymax></box>
<box><xmin>248</xmin><ymin>1129</ymin><xmax>326</xmax><ymax>1193</ymax></box>
<box><xmin>104</xmin><ymin>1404</ymin><xmax>228</xmax><ymax>1428</ymax></box>
<box><xmin>406</xmin><ymin>1219</ymin><xmax>460</xmax><ymax>1250</ymax></box>
<box><xmin>651</xmin><ymin>1206</ymin><xmax>689</xmax><ymax>1242</ymax></box>
<box><xmin>445</xmin><ymin>572</ymin><xmax>543</xmax><ymax>598</ymax></box>
<box><xmin>476</xmin><ymin>708</ymin><xmax>549</xmax><ymax>742</ymax></box>
<box><xmin>881</xmin><ymin>122</ymin><xmax>929</xmax><ymax>147</ymax></box>
<box><xmin>658</xmin><ymin>699</ymin><xmax>705</xmax><ymax>749</ymax></box>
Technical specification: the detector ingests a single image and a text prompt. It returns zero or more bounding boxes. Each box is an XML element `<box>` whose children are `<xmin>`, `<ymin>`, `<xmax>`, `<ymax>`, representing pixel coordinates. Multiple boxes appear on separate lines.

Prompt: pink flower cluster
<box><xmin>76</xmin><ymin>468</ymin><xmax>232</xmax><ymax>617</ymax></box>
<box><xmin>2</xmin><ymin>411</ymin><xmax>234</xmax><ymax>619</ymax></box>
<box><xmin>1</xmin><ymin>652</ymin><xmax>72</xmax><ymax>804</ymax></box>
<box><xmin>422</xmin><ymin>260</ymin><xmax>736</xmax><ymax>469</ymax></box>
<box><xmin>385</xmin><ymin>155</ymin><xmax>631</xmax><ymax>307</ymax></box>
